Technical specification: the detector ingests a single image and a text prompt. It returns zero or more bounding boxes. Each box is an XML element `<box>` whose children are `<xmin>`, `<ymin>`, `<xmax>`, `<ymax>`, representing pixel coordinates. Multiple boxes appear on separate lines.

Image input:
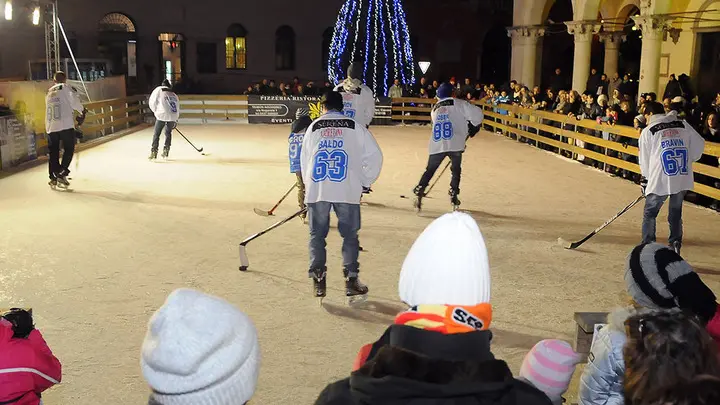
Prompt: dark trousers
<box><xmin>417</xmin><ymin>151</ymin><xmax>463</xmax><ymax>194</ymax></box>
<box><xmin>152</xmin><ymin>120</ymin><xmax>173</xmax><ymax>152</ymax></box>
<box><xmin>47</xmin><ymin>129</ymin><xmax>76</xmax><ymax>180</ymax></box>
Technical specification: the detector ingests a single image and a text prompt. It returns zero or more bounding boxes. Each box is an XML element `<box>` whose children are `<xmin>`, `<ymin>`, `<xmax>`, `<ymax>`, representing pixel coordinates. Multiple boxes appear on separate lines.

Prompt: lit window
<box><xmin>226</xmin><ymin>24</ymin><xmax>248</xmax><ymax>70</ymax></box>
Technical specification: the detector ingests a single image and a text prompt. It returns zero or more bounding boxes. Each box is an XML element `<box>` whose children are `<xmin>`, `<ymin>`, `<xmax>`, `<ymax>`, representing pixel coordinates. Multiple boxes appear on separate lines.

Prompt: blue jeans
<box><xmin>152</xmin><ymin>120</ymin><xmax>173</xmax><ymax>152</ymax></box>
<box><xmin>642</xmin><ymin>192</ymin><xmax>686</xmax><ymax>245</ymax></box>
<box><xmin>308</xmin><ymin>202</ymin><xmax>361</xmax><ymax>277</ymax></box>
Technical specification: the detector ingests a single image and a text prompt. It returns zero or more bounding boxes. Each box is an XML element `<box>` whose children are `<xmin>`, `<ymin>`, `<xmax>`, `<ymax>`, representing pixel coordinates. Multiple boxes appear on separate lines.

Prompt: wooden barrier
<box><xmin>178</xmin><ymin>95</ymin><xmax>248</xmax><ymax>122</ymax></box>
<box><xmin>389</xmin><ymin>97</ymin><xmax>720</xmax><ymax>201</ymax></box>
<box><xmin>34</xmin><ymin>95</ymin><xmax>150</xmax><ymax>151</ymax></box>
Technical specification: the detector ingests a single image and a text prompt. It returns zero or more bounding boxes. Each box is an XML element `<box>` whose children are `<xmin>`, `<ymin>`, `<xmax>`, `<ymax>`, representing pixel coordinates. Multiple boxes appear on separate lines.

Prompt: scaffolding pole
<box><xmin>44</xmin><ymin>0</ymin><xmax>59</xmax><ymax>79</ymax></box>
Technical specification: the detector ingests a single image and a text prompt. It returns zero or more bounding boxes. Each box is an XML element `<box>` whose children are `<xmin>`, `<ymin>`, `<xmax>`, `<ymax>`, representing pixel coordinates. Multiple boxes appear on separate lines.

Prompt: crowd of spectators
<box><xmin>241</xmin><ymin>77</ymin><xmax>335</xmax><ymax>97</ymax></box>
<box><xmin>2</xmin><ymin>212</ymin><xmax>720</xmax><ymax>405</ymax></box>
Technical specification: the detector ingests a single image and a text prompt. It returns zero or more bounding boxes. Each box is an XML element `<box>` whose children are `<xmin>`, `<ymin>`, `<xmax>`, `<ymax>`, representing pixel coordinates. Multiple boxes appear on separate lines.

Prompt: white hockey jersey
<box><xmin>45</xmin><ymin>83</ymin><xmax>84</xmax><ymax>134</ymax></box>
<box><xmin>429</xmin><ymin>97</ymin><xmax>484</xmax><ymax>155</ymax></box>
<box><xmin>334</xmin><ymin>79</ymin><xmax>375</xmax><ymax>128</ymax></box>
<box><xmin>300</xmin><ymin>111</ymin><xmax>383</xmax><ymax>204</ymax></box>
<box><xmin>639</xmin><ymin>113</ymin><xmax>705</xmax><ymax>196</ymax></box>
<box><xmin>149</xmin><ymin>86</ymin><xmax>180</xmax><ymax>122</ymax></box>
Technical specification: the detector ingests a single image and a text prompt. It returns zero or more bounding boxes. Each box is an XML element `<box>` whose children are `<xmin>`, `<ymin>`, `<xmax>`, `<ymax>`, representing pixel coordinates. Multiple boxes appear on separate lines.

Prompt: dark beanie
<box><xmin>347</xmin><ymin>62</ymin><xmax>362</xmax><ymax>80</ymax></box>
<box><xmin>437</xmin><ymin>83</ymin><xmax>454</xmax><ymax>99</ymax></box>
<box><xmin>162</xmin><ymin>79</ymin><xmax>171</xmax><ymax>87</ymax></box>
<box><xmin>625</xmin><ymin>243</ymin><xmax>717</xmax><ymax>323</ymax></box>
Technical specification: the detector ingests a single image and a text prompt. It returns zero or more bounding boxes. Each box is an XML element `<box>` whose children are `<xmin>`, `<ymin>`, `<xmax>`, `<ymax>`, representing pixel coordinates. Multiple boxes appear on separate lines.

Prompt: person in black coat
<box><xmin>663</xmin><ymin>74</ymin><xmax>682</xmax><ymax>100</ymax></box>
<box><xmin>314</xmin><ymin>212</ymin><xmax>553</xmax><ymax>405</ymax></box>
<box><xmin>586</xmin><ymin>68</ymin><xmax>601</xmax><ymax>94</ymax></box>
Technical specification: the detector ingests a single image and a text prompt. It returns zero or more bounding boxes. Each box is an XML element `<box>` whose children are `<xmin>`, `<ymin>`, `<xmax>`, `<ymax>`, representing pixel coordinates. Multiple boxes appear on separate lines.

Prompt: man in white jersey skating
<box><xmin>45</xmin><ymin>71</ymin><xmax>86</xmax><ymax>188</ymax></box>
<box><xmin>639</xmin><ymin>101</ymin><xmax>705</xmax><ymax>255</ymax></box>
<box><xmin>413</xmin><ymin>83</ymin><xmax>484</xmax><ymax>211</ymax></box>
<box><xmin>148</xmin><ymin>80</ymin><xmax>180</xmax><ymax>160</ymax></box>
<box><xmin>334</xmin><ymin>62</ymin><xmax>375</xmax><ymax>129</ymax></box>
<box><xmin>300</xmin><ymin>91</ymin><xmax>383</xmax><ymax>303</ymax></box>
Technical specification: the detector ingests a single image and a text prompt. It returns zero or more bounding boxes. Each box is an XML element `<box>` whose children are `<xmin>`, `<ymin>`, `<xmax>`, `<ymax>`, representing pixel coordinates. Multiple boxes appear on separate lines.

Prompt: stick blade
<box><xmin>557</xmin><ymin>237</ymin><xmax>576</xmax><ymax>250</ymax></box>
<box><xmin>239</xmin><ymin>244</ymin><xmax>249</xmax><ymax>271</ymax></box>
<box><xmin>253</xmin><ymin>208</ymin><xmax>272</xmax><ymax>217</ymax></box>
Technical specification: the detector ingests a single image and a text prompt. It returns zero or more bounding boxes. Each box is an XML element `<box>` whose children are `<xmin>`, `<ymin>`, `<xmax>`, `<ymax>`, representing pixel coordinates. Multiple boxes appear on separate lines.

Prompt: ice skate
<box><xmin>48</xmin><ymin>179</ymin><xmax>58</xmax><ymax>190</ymax></box>
<box><xmin>56</xmin><ymin>175</ymin><xmax>70</xmax><ymax>189</ymax></box>
<box><xmin>149</xmin><ymin>150</ymin><xmax>158</xmax><ymax>161</ymax></box>
<box><xmin>412</xmin><ymin>185</ymin><xmax>425</xmax><ymax>213</ymax></box>
<box><xmin>161</xmin><ymin>146</ymin><xmax>170</xmax><ymax>160</ymax></box>
<box><xmin>450</xmin><ymin>189</ymin><xmax>461</xmax><ymax>212</ymax></box>
<box><xmin>345</xmin><ymin>276</ymin><xmax>368</xmax><ymax>306</ymax></box>
<box><xmin>672</xmin><ymin>241</ymin><xmax>682</xmax><ymax>256</ymax></box>
<box><xmin>310</xmin><ymin>267</ymin><xmax>327</xmax><ymax>299</ymax></box>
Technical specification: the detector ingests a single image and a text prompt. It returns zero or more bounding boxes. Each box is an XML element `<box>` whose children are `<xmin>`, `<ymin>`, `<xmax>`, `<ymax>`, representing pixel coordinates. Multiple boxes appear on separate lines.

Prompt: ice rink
<box><xmin>1</xmin><ymin>124</ymin><xmax>719</xmax><ymax>404</ymax></box>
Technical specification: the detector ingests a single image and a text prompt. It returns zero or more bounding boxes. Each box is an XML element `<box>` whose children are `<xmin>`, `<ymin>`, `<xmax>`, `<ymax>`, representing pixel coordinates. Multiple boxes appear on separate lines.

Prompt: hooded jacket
<box><xmin>316</xmin><ymin>325</ymin><xmax>552</xmax><ymax>405</ymax></box>
<box><xmin>0</xmin><ymin>319</ymin><xmax>62</xmax><ymax>405</ymax></box>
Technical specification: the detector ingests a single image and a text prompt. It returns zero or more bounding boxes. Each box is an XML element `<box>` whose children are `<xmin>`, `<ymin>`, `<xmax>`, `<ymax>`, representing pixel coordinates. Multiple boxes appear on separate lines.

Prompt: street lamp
<box><xmin>32</xmin><ymin>6</ymin><xmax>39</xmax><ymax>24</ymax></box>
<box><xmin>5</xmin><ymin>1</ymin><xmax>12</xmax><ymax>20</ymax></box>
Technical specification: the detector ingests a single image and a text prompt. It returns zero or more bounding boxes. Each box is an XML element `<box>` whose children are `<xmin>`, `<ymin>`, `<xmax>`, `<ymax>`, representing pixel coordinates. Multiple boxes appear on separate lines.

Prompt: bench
<box><xmin>574</xmin><ymin>312</ymin><xmax>608</xmax><ymax>360</ymax></box>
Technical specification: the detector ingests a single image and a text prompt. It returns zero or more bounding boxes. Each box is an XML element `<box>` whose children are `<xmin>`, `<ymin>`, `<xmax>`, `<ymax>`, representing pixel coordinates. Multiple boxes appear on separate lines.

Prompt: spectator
<box><xmin>449</xmin><ymin>76</ymin><xmax>458</xmax><ymax>89</ymax></box>
<box><xmin>618</xmin><ymin>74</ymin><xmax>634</xmax><ymax>98</ymax></box>
<box><xmin>586</xmin><ymin>68</ymin><xmax>601</xmax><ymax>94</ymax></box>
<box><xmin>141</xmin><ymin>289</ymin><xmax>260</xmax><ymax>405</ymax></box>
<box><xmin>608</xmin><ymin>72</ymin><xmax>622</xmax><ymax>98</ymax></box>
<box><xmin>550</xmin><ymin>68</ymin><xmax>567</xmax><ymax>93</ymax></box>
<box><xmin>243</xmin><ymin>85</ymin><xmax>253</xmax><ymax>95</ymax></box>
<box><xmin>700</xmin><ymin>112</ymin><xmax>720</xmax><ymax>211</ymax></box>
<box><xmin>610</xmin><ymin>89</ymin><xmax>621</xmax><ymax>106</ymax></box>
<box><xmin>292</xmin><ymin>76</ymin><xmax>301</xmax><ymax>94</ymax></box>
<box><xmin>519</xmin><ymin>340</ymin><xmax>582</xmax><ymax>405</ymax></box>
<box><xmin>418</xmin><ymin>87</ymin><xmax>429</xmax><ymax>99</ymax></box>
<box><xmin>260</xmin><ymin>78</ymin><xmax>269</xmax><ymax>94</ymax></box>
<box><xmin>253</xmin><ymin>82</ymin><xmax>262</xmax><ymax>95</ymax></box>
<box><xmin>0</xmin><ymin>309</ymin><xmax>62</xmax><ymax>405</ymax></box>
<box><xmin>323</xmin><ymin>81</ymin><xmax>333</xmax><ymax>93</ymax></box>
<box><xmin>296</xmin><ymin>84</ymin><xmax>305</xmax><ymax>96</ymax></box>
<box><xmin>545</xmin><ymin>89</ymin><xmax>557</xmax><ymax>111</ymax></box>
<box><xmin>618</xmin><ymin>101</ymin><xmax>635</xmax><ymax>126</ymax></box>
<box><xmin>428</xmin><ymin>80</ymin><xmax>439</xmax><ymax>98</ymax></box>
<box><xmin>388</xmin><ymin>79</ymin><xmax>404</xmax><ymax>98</ymax></box>
<box><xmin>663</xmin><ymin>97</ymin><xmax>672</xmax><ymax>113</ymax></box>
<box><xmin>462</xmin><ymin>77</ymin><xmax>474</xmax><ymax>99</ymax></box>
<box><xmin>563</xmin><ymin>91</ymin><xmax>582</xmax><ymax>116</ymax></box>
<box><xmin>306</xmin><ymin>81</ymin><xmax>316</xmax><ymax>96</ymax></box>
<box><xmin>473</xmin><ymin>83</ymin><xmax>484</xmax><ymax>99</ymax></box>
<box><xmin>580</xmin><ymin>93</ymin><xmax>603</xmax><ymax>120</ymax></box>
<box><xmin>597</xmin><ymin>94</ymin><xmax>609</xmax><ymax>111</ymax></box>
<box><xmin>663</xmin><ymin>73</ymin><xmax>682</xmax><ymax>100</ymax></box>
<box><xmin>531</xmin><ymin>86</ymin><xmax>545</xmax><ymax>109</ymax></box>
<box><xmin>552</xmin><ymin>91</ymin><xmax>567</xmax><ymax>113</ymax></box>
<box><xmin>267</xmin><ymin>80</ymin><xmax>280</xmax><ymax>96</ymax></box>
<box><xmin>315</xmin><ymin>212</ymin><xmax>553</xmax><ymax>405</ymax></box>
<box><xmin>412</xmin><ymin>77</ymin><xmax>427</xmax><ymax>96</ymax></box>
<box><xmin>578</xmin><ymin>243</ymin><xmax>720</xmax><ymax>405</ymax></box>
<box><xmin>623</xmin><ymin>309</ymin><xmax>720</xmax><ymax>405</ymax></box>
<box><xmin>677</xmin><ymin>73</ymin><xmax>694</xmax><ymax>100</ymax></box>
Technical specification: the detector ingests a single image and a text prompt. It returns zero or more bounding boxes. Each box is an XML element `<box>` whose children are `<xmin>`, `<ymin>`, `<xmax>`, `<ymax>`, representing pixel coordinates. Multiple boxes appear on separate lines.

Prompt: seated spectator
<box><xmin>389</xmin><ymin>79</ymin><xmax>403</xmax><ymax>98</ymax></box>
<box><xmin>0</xmin><ymin>309</ymin><xmax>62</xmax><ymax>405</ymax></box>
<box><xmin>623</xmin><ymin>309</ymin><xmax>720</xmax><ymax>405</ymax></box>
<box><xmin>578</xmin><ymin>243</ymin><xmax>720</xmax><ymax>405</ymax></box>
<box><xmin>315</xmin><ymin>212</ymin><xmax>553</xmax><ymax>405</ymax></box>
<box><xmin>141</xmin><ymin>289</ymin><xmax>260</xmax><ymax>405</ymax></box>
<box><xmin>519</xmin><ymin>340</ymin><xmax>582</xmax><ymax>405</ymax></box>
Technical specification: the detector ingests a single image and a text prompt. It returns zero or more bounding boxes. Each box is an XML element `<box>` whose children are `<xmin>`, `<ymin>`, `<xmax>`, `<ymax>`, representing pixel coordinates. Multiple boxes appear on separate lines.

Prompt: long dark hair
<box><xmin>624</xmin><ymin>309</ymin><xmax>720</xmax><ymax>405</ymax></box>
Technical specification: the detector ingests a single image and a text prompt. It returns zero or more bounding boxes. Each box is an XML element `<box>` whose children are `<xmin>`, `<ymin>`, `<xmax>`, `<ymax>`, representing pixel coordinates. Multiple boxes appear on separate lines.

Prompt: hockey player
<box><xmin>413</xmin><ymin>83</ymin><xmax>484</xmax><ymax>211</ymax></box>
<box><xmin>334</xmin><ymin>62</ymin><xmax>376</xmax><ymax>129</ymax></box>
<box><xmin>300</xmin><ymin>91</ymin><xmax>383</xmax><ymax>302</ymax></box>
<box><xmin>45</xmin><ymin>71</ymin><xmax>86</xmax><ymax>189</ymax></box>
<box><xmin>639</xmin><ymin>101</ymin><xmax>705</xmax><ymax>255</ymax></box>
<box><xmin>148</xmin><ymin>80</ymin><xmax>180</xmax><ymax>160</ymax></box>
<box><xmin>289</xmin><ymin>108</ymin><xmax>313</xmax><ymax>219</ymax></box>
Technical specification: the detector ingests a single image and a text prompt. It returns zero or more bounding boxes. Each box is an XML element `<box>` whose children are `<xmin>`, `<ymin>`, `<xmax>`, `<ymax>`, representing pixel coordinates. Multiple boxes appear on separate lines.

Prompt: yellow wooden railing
<box><xmin>178</xmin><ymin>95</ymin><xmax>249</xmax><ymax>121</ymax></box>
<box><xmin>390</xmin><ymin>98</ymin><xmax>720</xmax><ymax>201</ymax></box>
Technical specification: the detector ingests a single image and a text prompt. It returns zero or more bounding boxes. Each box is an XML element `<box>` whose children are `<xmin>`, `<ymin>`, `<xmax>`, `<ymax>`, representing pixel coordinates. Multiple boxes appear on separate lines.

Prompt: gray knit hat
<box><xmin>347</xmin><ymin>62</ymin><xmax>363</xmax><ymax>80</ymax></box>
<box><xmin>625</xmin><ymin>243</ymin><xmax>717</xmax><ymax>322</ymax></box>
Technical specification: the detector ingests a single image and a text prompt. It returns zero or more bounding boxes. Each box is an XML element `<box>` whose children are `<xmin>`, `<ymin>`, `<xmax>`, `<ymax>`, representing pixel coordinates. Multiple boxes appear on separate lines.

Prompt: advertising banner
<box><xmin>248</xmin><ymin>95</ymin><xmax>393</xmax><ymax>126</ymax></box>
<box><xmin>0</xmin><ymin>115</ymin><xmax>37</xmax><ymax>170</ymax></box>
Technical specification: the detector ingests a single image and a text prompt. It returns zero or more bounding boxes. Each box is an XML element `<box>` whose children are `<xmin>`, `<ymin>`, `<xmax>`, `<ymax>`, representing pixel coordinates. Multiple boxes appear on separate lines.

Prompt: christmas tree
<box><xmin>328</xmin><ymin>0</ymin><xmax>416</xmax><ymax>97</ymax></box>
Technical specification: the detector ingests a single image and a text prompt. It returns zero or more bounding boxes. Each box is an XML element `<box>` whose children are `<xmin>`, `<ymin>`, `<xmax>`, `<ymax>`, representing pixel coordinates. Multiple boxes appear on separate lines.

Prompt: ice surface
<box><xmin>1</xmin><ymin>124</ymin><xmax>719</xmax><ymax>404</ymax></box>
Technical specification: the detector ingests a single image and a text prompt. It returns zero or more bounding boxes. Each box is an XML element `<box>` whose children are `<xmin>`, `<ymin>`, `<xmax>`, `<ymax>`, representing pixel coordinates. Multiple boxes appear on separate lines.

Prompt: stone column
<box><xmin>507</xmin><ymin>26</ymin><xmax>545</xmax><ymax>86</ymax></box>
<box><xmin>633</xmin><ymin>15</ymin><xmax>670</xmax><ymax>95</ymax></box>
<box><xmin>599</xmin><ymin>31</ymin><xmax>626</xmax><ymax>79</ymax></box>
<box><xmin>565</xmin><ymin>21</ymin><xmax>601</xmax><ymax>92</ymax></box>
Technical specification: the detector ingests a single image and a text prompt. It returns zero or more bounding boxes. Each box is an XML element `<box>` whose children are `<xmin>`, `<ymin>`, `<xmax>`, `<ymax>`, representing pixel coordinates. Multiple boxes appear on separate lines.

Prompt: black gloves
<box><xmin>467</xmin><ymin>122</ymin><xmax>480</xmax><ymax>138</ymax></box>
<box><xmin>75</xmin><ymin>129</ymin><xmax>84</xmax><ymax>140</ymax></box>
<box><xmin>640</xmin><ymin>177</ymin><xmax>648</xmax><ymax>196</ymax></box>
<box><xmin>76</xmin><ymin>109</ymin><xmax>88</xmax><ymax>126</ymax></box>
<box><xmin>2</xmin><ymin>308</ymin><xmax>34</xmax><ymax>339</ymax></box>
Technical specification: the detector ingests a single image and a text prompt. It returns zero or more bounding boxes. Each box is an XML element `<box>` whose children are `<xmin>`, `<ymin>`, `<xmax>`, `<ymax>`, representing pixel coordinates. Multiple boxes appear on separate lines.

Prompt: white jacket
<box><xmin>149</xmin><ymin>86</ymin><xmax>180</xmax><ymax>122</ymax></box>
<box><xmin>300</xmin><ymin>111</ymin><xmax>383</xmax><ymax>204</ymax></box>
<box><xmin>429</xmin><ymin>97</ymin><xmax>484</xmax><ymax>155</ymax></box>
<box><xmin>639</xmin><ymin>113</ymin><xmax>705</xmax><ymax>196</ymax></box>
<box><xmin>334</xmin><ymin>79</ymin><xmax>375</xmax><ymax>128</ymax></box>
<box><xmin>45</xmin><ymin>83</ymin><xmax>84</xmax><ymax>133</ymax></box>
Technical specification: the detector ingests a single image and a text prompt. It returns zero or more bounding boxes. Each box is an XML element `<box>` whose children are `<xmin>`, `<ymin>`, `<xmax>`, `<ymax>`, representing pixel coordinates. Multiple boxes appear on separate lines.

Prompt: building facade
<box><xmin>509</xmin><ymin>0</ymin><xmax>720</xmax><ymax>97</ymax></box>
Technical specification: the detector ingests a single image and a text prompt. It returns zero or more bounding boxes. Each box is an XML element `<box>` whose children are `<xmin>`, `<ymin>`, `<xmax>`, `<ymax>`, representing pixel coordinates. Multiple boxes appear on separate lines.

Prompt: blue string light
<box><xmin>327</xmin><ymin>0</ymin><xmax>415</xmax><ymax>95</ymax></box>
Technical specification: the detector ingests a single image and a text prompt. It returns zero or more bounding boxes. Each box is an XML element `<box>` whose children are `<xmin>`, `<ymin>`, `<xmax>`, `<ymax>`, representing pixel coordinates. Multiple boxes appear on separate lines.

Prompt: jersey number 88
<box><xmin>433</xmin><ymin>122</ymin><xmax>453</xmax><ymax>141</ymax></box>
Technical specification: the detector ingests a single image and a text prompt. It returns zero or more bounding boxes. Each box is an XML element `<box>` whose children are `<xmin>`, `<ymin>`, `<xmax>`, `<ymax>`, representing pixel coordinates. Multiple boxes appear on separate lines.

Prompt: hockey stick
<box><xmin>399</xmin><ymin>160</ymin><xmax>451</xmax><ymax>199</ymax></box>
<box><xmin>253</xmin><ymin>183</ymin><xmax>297</xmax><ymax>216</ymax></box>
<box><xmin>239</xmin><ymin>207</ymin><xmax>308</xmax><ymax>271</ymax></box>
<box><xmin>174</xmin><ymin>127</ymin><xmax>205</xmax><ymax>153</ymax></box>
<box><xmin>558</xmin><ymin>195</ymin><xmax>645</xmax><ymax>250</ymax></box>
